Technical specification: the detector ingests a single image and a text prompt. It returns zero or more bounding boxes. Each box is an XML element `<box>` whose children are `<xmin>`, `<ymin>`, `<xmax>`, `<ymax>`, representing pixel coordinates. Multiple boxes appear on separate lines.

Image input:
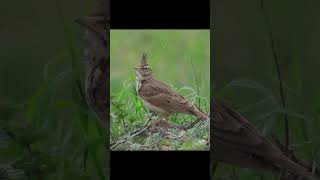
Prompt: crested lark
<box><xmin>135</xmin><ymin>53</ymin><xmax>208</xmax><ymax>122</ymax></box>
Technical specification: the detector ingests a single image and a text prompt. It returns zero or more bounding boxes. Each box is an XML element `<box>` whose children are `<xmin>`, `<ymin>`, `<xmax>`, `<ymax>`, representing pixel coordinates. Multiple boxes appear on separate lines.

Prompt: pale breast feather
<box><xmin>136</xmin><ymin>81</ymin><xmax>141</xmax><ymax>94</ymax></box>
<box><xmin>142</xmin><ymin>99</ymin><xmax>167</xmax><ymax>114</ymax></box>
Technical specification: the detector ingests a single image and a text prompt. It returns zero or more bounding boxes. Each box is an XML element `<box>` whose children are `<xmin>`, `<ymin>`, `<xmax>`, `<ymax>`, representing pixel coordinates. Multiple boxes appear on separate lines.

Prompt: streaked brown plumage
<box><xmin>74</xmin><ymin>0</ymin><xmax>109</xmax><ymax>128</ymax></box>
<box><xmin>212</xmin><ymin>97</ymin><xmax>319</xmax><ymax>180</ymax></box>
<box><xmin>135</xmin><ymin>53</ymin><xmax>208</xmax><ymax>121</ymax></box>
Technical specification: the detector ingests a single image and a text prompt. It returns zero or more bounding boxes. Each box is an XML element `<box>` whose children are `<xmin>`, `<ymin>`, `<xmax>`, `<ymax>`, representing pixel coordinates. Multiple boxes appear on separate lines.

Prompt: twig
<box><xmin>181</xmin><ymin>117</ymin><xmax>205</xmax><ymax>130</ymax></box>
<box><xmin>110</xmin><ymin>127</ymin><xmax>148</xmax><ymax>150</ymax></box>
<box><xmin>140</xmin><ymin>134</ymin><xmax>168</xmax><ymax>149</ymax></box>
<box><xmin>190</xmin><ymin>58</ymin><xmax>201</xmax><ymax>108</ymax></box>
<box><xmin>260</xmin><ymin>0</ymin><xmax>290</xmax><ymax>151</ymax></box>
<box><xmin>111</xmin><ymin>115</ymin><xmax>206</xmax><ymax>150</ymax></box>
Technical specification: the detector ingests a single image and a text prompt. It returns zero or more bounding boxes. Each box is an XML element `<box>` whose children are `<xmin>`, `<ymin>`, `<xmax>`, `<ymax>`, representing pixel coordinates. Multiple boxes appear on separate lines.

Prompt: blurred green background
<box><xmin>0</xmin><ymin>0</ymin><xmax>91</xmax><ymax>103</ymax></box>
<box><xmin>0</xmin><ymin>1</ymin><xmax>108</xmax><ymax>179</ymax></box>
<box><xmin>111</xmin><ymin>30</ymin><xmax>210</xmax><ymax>98</ymax></box>
<box><xmin>212</xmin><ymin>0</ymin><xmax>320</xmax><ymax>179</ymax></box>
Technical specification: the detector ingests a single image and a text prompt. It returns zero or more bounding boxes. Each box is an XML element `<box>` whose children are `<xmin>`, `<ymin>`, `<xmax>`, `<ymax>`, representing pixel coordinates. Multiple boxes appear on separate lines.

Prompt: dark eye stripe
<box><xmin>141</xmin><ymin>66</ymin><xmax>149</xmax><ymax>69</ymax></box>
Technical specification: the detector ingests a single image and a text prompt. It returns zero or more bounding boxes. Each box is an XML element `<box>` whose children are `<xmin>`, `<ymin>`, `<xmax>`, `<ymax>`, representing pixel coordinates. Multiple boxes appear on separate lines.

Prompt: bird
<box><xmin>74</xmin><ymin>0</ymin><xmax>109</xmax><ymax>128</ymax></box>
<box><xmin>212</xmin><ymin>97</ymin><xmax>319</xmax><ymax>180</ymax></box>
<box><xmin>134</xmin><ymin>53</ymin><xmax>209</xmax><ymax>123</ymax></box>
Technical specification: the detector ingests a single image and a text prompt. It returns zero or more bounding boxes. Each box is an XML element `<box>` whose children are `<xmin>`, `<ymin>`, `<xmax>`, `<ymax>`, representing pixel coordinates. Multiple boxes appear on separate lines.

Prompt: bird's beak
<box><xmin>134</xmin><ymin>67</ymin><xmax>138</xmax><ymax>70</ymax></box>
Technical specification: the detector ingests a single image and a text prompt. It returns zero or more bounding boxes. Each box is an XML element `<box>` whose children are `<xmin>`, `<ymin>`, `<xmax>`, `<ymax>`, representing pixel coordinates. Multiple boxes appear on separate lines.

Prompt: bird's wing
<box><xmin>212</xmin><ymin>98</ymin><xmax>320</xmax><ymax>180</ymax></box>
<box><xmin>139</xmin><ymin>79</ymin><xmax>194</xmax><ymax>108</ymax></box>
<box><xmin>152</xmin><ymin>79</ymin><xmax>187</xmax><ymax>97</ymax></box>
<box><xmin>212</xmin><ymin>98</ymin><xmax>266</xmax><ymax>148</ymax></box>
<box><xmin>143</xmin><ymin>92</ymin><xmax>195</xmax><ymax>115</ymax></box>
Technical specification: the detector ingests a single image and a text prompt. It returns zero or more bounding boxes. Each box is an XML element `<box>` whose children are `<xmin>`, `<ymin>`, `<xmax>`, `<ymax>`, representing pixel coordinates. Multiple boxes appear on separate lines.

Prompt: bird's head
<box><xmin>134</xmin><ymin>53</ymin><xmax>153</xmax><ymax>80</ymax></box>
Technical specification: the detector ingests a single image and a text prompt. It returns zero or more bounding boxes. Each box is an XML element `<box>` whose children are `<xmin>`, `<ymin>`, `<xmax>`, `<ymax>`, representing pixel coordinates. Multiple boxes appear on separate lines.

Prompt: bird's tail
<box><xmin>275</xmin><ymin>155</ymin><xmax>319</xmax><ymax>180</ymax></box>
<box><xmin>181</xmin><ymin>106</ymin><xmax>209</xmax><ymax>130</ymax></box>
<box><xmin>193</xmin><ymin>106</ymin><xmax>209</xmax><ymax>120</ymax></box>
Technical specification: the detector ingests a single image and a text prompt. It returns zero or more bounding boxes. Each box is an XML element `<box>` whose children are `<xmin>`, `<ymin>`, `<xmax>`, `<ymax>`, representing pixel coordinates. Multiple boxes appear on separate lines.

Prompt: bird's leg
<box><xmin>150</xmin><ymin>110</ymin><xmax>158</xmax><ymax>117</ymax></box>
<box><xmin>158</xmin><ymin>114</ymin><xmax>169</xmax><ymax>121</ymax></box>
<box><xmin>147</xmin><ymin>114</ymin><xmax>168</xmax><ymax>126</ymax></box>
<box><xmin>143</xmin><ymin>111</ymin><xmax>158</xmax><ymax>126</ymax></box>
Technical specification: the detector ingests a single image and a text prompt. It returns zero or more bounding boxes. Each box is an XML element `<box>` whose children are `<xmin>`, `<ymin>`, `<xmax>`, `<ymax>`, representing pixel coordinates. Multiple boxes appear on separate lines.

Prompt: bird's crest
<box><xmin>140</xmin><ymin>53</ymin><xmax>149</xmax><ymax>68</ymax></box>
